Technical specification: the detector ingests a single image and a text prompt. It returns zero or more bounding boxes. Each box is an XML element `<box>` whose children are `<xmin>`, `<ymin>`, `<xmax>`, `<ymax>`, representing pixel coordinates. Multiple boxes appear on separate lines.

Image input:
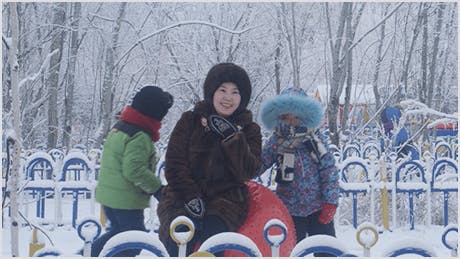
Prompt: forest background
<box><xmin>2</xmin><ymin>2</ymin><xmax>458</xmax><ymax>152</ymax></box>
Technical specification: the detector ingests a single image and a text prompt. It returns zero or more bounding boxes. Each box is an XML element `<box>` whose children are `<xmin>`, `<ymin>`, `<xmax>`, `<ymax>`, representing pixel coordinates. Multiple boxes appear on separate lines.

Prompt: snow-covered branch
<box><xmin>399</xmin><ymin>99</ymin><xmax>458</xmax><ymax>120</ymax></box>
<box><xmin>18</xmin><ymin>49</ymin><xmax>60</xmax><ymax>90</ymax></box>
<box><xmin>2</xmin><ymin>35</ymin><xmax>12</xmax><ymax>49</ymax></box>
<box><xmin>115</xmin><ymin>20</ymin><xmax>254</xmax><ymax>67</ymax></box>
<box><xmin>22</xmin><ymin>94</ymin><xmax>50</xmax><ymax>116</ymax></box>
<box><xmin>340</xmin><ymin>2</ymin><xmax>404</xmax><ymax>64</ymax></box>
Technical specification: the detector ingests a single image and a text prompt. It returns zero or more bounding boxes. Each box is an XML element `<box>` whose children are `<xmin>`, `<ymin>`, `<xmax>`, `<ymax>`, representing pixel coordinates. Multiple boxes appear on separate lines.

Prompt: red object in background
<box><xmin>429</xmin><ymin>122</ymin><xmax>457</xmax><ymax>130</ymax></box>
<box><xmin>224</xmin><ymin>181</ymin><xmax>296</xmax><ymax>257</ymax></box>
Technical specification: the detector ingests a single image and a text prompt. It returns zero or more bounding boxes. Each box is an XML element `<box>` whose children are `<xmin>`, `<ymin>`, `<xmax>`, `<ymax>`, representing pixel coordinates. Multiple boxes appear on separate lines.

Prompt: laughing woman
<box><xmin>157</xmin><ymin>63</ymin><xmax>262</xmax><ymax>257</ymax></box>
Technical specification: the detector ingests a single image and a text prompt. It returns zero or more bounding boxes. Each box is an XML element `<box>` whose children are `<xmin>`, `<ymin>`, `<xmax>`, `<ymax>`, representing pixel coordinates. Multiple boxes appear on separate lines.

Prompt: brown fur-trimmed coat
<box><xmin>157</xmin><ymin>101</ymin><xmax>262</xmax><ymax>244</ymax></box>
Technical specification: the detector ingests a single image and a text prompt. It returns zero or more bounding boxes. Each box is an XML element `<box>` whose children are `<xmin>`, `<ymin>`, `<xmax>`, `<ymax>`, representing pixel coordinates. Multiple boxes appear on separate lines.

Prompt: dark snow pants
<box><xmin>292</xmin><ymin>210</ymin><xmax>336</xmax><ymax>257</ymax></box>
<box><xmin>165</xmin><ymin>215</ymin><xmax>228</xmax><ymax>257</ymax></box>
<box><xmin>91</xmin><ymin>206</ymin><xmax>146</xmax><ymax>257</ymax></box>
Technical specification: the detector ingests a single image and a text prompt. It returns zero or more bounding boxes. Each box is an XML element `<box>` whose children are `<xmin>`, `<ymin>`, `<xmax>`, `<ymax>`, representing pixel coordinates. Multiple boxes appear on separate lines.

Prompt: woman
<box><xmin>157</xmin><ymin>63</ymin><xmax>262</xmax><ymax>256</ymax></box>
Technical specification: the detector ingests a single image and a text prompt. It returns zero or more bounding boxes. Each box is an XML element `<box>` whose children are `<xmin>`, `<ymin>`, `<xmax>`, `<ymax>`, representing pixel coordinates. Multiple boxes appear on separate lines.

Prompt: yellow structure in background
<box><xmin>189</xmin><ymin>251</ymin><xmax>215</xmax><ymax>257</ymax></box>
<box><xmin>379</xmin><ymin>154</ymin><xmax>389</xmax><ymax>230</ymax></box>
<box><xmin>29</xmin><ymin>228</ymin><xmax>45</xmax><ymax>256</ymax></box>
<box><xmin>100</xmin><ymin>208</ymin><xmax>106</xmax><ymax>227</ymax></box>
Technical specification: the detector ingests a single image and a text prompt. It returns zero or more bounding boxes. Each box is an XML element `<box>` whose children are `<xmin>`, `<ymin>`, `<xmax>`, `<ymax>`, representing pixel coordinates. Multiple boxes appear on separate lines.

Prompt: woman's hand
<box><xmin>207</xmin><ymin>115</ymin><xmax>239</xmax><ymax>141</ymax></box>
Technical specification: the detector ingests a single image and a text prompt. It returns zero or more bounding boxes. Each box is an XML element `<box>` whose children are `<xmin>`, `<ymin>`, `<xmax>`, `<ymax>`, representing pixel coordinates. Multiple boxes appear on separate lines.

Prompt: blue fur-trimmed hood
<box><xmin>259</xmin><ymin>86</ymin><xmax>324</xmax><ymax>130</ymax></box>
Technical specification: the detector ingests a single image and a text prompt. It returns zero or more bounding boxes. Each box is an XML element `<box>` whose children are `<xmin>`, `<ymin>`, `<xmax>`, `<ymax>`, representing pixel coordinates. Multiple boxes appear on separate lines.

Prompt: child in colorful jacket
<box><xmin>258</xmin><ymin>86</ymin><xmax>339</xmax><ymax>256</ymax></box>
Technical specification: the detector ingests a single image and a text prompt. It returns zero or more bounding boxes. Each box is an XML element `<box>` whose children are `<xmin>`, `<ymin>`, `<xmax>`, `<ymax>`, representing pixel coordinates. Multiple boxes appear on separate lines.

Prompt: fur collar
<box><xmin>259</xmin><ymin>93</ymin><xmax>323</xmax><ymax>130</ymax></box>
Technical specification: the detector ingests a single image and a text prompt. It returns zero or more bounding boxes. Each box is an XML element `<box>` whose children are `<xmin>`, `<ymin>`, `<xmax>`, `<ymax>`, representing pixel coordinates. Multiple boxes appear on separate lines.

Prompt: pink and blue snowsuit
<box><xmin>258</xmin><ymin>86</ymin><xmax>340</xmax><ymax>249</ymax></box>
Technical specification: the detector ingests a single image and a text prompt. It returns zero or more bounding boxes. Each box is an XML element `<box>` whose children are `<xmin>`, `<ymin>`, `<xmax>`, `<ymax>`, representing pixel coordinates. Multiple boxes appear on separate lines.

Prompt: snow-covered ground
<box><xmin>2</xmin><ymin>142</ymin><xmax>458</xmax><ymax>257</ymax></box>
<box><xmin>1</xmin><ymin>197</ymin><xmax>457</xmax><ymax>257</ymax></box>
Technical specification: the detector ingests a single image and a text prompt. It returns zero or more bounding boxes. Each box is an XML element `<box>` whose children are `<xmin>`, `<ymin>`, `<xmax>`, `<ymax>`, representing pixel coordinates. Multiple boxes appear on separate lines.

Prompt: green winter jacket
<box><xmin>95</xmin><ymin>122</ymin><xmax>162</xmax><ymax>209</ymax></box>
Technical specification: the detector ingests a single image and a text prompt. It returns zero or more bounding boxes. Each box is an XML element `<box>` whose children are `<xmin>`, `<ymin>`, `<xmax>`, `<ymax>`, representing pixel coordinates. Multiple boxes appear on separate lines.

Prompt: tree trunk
<box><xmin>95</xmin><ymin>2</ymin><xmax>127</xmax><ymax>146</ymax></box>
<box><xmin>435</xmin><ymin>5</ymin><xmax>455</xmax><ymax>111</ymax></box>
<box><xmin>7</xmin><ymin>2</ymin><xmax>21</xmax><ymax>256</ymax></box>
<box><xmin>427</xmin><ymin>2</ymin><xmax>445</xmax><ymax>107</ymax></box>
<box><xmin>47</xmin><ymin>2</ymin><xmax>67</xmax><ymax>148</ymax></box>
<box><xmin>63</xmin><ymin>2</ymin><xmax>82</xmax><ymax>149</ymax></box>
<box><xmin>275</xmin><ymin>35</ymin><xmax>281</xmax><ymax>95</ymax></box>
<box><xmin>419</xmin><ymin>3</ymin><xmax>429</xmax><ymax>104</ymax></box>
<box><xmin>3</xmin><ymin>7</ymin><xmax>12</xmax><ymax>113</ymax></box>
<box><xmin>340</xmin><ymin>3</ymin><xmax>353</xmax><ymax>130</ymax></box>
<box><xmin>325</xmin><ymin>2</ymin><xmax>350</xmax><ymax>145</ymax></box>
<box><xmin>280</xmin><ymin>2</ymin><xmax>300</xmax><ymax>88</ymax></box>
<box><xmin>371</xmin><ymin>5</ymin><xmax>389</xmax><ymax>110</ymax></box>
<box><xmin>400</xmin><ymin>3</ymin><xmax>423</xmax><ymax>101</ymax></box>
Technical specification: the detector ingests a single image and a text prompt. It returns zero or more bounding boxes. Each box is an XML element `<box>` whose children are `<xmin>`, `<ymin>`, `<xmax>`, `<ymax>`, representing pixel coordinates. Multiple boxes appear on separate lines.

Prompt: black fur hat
<box><xmin>131</xmin><ymin>85</ymin><xmax>173</xmax><ymax>121</ymax></box>
<box><xmin>203</xmin><ymin>63</ymin><xmax>252</xmax><ymax>112</ymax></box>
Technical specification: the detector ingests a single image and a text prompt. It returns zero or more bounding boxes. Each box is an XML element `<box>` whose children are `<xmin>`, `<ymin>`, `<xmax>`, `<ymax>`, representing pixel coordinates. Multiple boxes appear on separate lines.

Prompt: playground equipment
<box><xmin>3</xmin><ymin>145</ymin><xmax>458</xmax><ymax>257</ymax></box>
<box><xmin>76</xmin><ymin>217</ymin><xmax>102</xmax><ymax>256</ymax></box>
<box><xmin>26</xmin><ymin>217</ymin><xmax>457</xmax><ymax>257</ymax></box>
<box><xmin>57</xmin><ymin>153</ymin><xmax>96</xmax><ymax>228</ymax></box>
<box><xmin>23</xmin><ymin>152</ymin><xmax>56</xmax><ymax>222</ymax></box>
<box><xmin>441</xmin><ymin>224</ymin><xmax>458</xmax><ymax>257</ymax></box>
<box><xmin>339</xmin><ymin>157</ymin><xmax>371</xmax><ymax>228</ymax></box>
<box><xmin>430</xmin><ymin>158</ymin><xmax>458</xmax><ymax>226</ymax></box>
<box><xmin>28</xmin><ymin>228</ymin><xmax>45</xmax><ymax>256</ymax></box>
<box><xmin>226</xmin><ymin>181</ymin><xmax>296</xmax><ymax>256</ymax></box>
<box><xmin>395</xmin><ymin>160</ymin><xmax>427</xmax><ymax>230</ymax></box>
<box><xmin>355</xmin><ymin>222</ymin><xmax>379</xmax><ymax>256</ymax></box>
<box><xmin>99</xmin><ymin>230</ymin><xmax>169</xmax><ymax>257</ymax></box>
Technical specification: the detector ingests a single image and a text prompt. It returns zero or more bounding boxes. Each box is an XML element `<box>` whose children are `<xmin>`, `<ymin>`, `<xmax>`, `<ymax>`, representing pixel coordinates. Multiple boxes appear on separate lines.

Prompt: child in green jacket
<box><xmin>92</xmin><ymin>85</ymin><xmax>173</xmax><ymax>257</ymax></box>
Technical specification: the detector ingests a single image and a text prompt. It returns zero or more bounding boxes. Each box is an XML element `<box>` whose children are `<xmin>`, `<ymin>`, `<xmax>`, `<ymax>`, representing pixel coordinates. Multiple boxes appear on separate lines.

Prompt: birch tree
<box><xmin>6</xmin><ymin>2</ymin><xmax>21</xmax><ymax>256</ymax></box>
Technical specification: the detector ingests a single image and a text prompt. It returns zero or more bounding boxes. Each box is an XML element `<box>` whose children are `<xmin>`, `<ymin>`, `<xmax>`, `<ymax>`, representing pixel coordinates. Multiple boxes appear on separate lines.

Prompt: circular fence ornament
<box><xmin>76</xmin><ymin>218</ymin><xmax>102</xmax><ymax>242</ymax></box>
<box><xmin>356</xmin><ymin>222</ymin><xmax>379</xmax><ymax>257</ymax></box>
<box><xmin>224</xmin><ymin>181</ymin><xmax>296</xmax><ymax>257</ymax></box>
<box><xmin>441</xmin><ymin>224</ymin><xmax>458</xmax><ymax>257</ymax></box>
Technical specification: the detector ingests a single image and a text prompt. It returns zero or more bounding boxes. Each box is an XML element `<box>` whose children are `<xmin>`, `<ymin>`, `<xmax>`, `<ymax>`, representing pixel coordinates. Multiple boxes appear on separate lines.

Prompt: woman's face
<box><xmin>213</xmin><ymin>82</ymin><xmax>241</xmax><ymax>117</ymax></box>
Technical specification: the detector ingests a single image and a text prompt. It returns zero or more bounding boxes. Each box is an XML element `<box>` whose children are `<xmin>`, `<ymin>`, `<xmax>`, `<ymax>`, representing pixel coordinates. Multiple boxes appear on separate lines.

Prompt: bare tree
<box><xmin>277</xmin><ymin>2</ymin><xmax>317</xmax><ymax>88</ymax></box>
<box><xmin>46</xmin><ymin>2</ymin><xmax>67</xmax><ymax>148</ymax></box>
<box><xmin>371</xmin><ymin>4</ymin><xmax>390</xmax><ymax>110</ymax></box>
<box><xmin>435</xmin><ymin>4</ymin><xmax>456</xmax><ymax>112</ymax></box>
<box><xmin>62</xmin><ymin>2</ymin><xmax>82</xmax><ymax>149</ymax></box>
<box><xmin>399</xmin><ymin>3</ymin><xmax>423</xmax><ymax>101</ymax></box>
<box><xmin>341</xmin><ymin>3</ymin><xmax>366</xmax><ymax>130</ymax></box>
<box><xmin>419</xmin><ymin>3</ymin><xmax>429</xmax><ymax>105</ymax></box>
<box><xmin>324</xmin><ymin>2</ymin><xmax>350</xmax><ymax>145</ymax></box>
<box><xmin>1</xmin><ymin>2</ymin><xmax>457</xmax><ymax>154</ymax></box>
<box><xmin>6</xmin><ymin>2</ymin><xmax>21</xmax><ymax>256</ymax></box>
<box><xmin>95</xmin><ymin>2</ymin><xmax>127</xmax><ymax>146</ymax></box>
<box><xmin>427</xmin><ymin>2</ymin><xmax>445</xmax><ymax>107</ymax></box>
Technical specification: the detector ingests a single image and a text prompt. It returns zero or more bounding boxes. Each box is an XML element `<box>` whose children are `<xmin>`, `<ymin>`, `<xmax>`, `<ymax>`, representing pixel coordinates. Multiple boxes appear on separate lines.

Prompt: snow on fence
<box><xmin>1</xmin><ymin>142</ymin><xmax>458</xmax><ymax>256</ymax></box>
<box><xmin>32</xmin><ymin>219</ymin><xmax>457</xmax><ymax>257</ymax></box>
<box><xmin>3</xmin><ymin>144</ymin><xmax>458</xmax><ymax>257</ymax></box>
<box><xmin>2</xmin><ymin>144</ymin><xmax>457</xmax><ymax>231</ymax></box>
